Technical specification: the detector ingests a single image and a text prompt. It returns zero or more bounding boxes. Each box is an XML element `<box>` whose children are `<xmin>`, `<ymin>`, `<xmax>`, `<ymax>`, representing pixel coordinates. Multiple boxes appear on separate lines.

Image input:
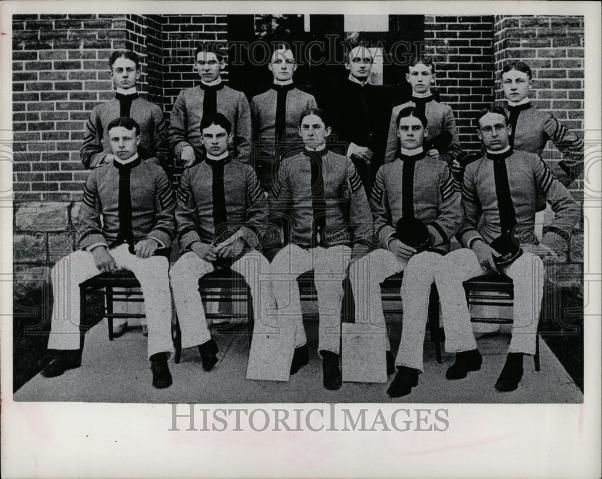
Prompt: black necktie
<box><xmin>400</xmin><ymin>151</ymin><xmax>425</xmax><ymax>219</ymax></box>
<box><xmin>113</xmin><ymin>156</ymin><xmax>141</xmax><ymax>253</ymax></box>
<box><xmin>274</xmin><ymin>83</ymin><xmax>295</xmax><ymax>146</ymax></box>
<box><xmin>206</xmin><ymin>157</ymin><xmax>228</xmax><ymax>242</ymax></box>
<box><xmin>507</xmin><ymin>102</ymin><xmax>531</xmax><ymax>148</ymax></box>
<box><xmin>488</xmin><ymin>149</ymin><xmax>517</xmax><ymax>234</ymax></box>
<box><xmin>411</xmin><ymin>95</ymin><xmax>433</xmax><ymax>120</ymax></box>
<box><xmin>306</xmin><ymin>149</ymin><xmax>327</xmax><ymax>247</ymax></box>
<box><xmin>115</xmin><ymin>92</ymin><xmax>139</xmax><ymax>117</ymax></box>
<box><xmin>199</xmin><ymin>82</ymin><xmax>224</xmax><ymax>119</ymax></box>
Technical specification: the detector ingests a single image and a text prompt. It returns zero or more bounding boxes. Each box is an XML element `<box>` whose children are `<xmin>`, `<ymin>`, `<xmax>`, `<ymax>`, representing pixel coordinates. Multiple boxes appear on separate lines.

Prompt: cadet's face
<box><xmin>501</xmin><ymin>68</ymin><xmax>532</xmax><ymax>103</ymax></box>
<box><xmin>406</xmin><ymin>62</ymin><xmax>434</xmax><ymax>94</ymax></box>
<box><xmin>478</xmin><ymin>112</ymin><xmax>512</xmax><ymax>151</ymax></box>
<box><xmin>345</xmin><ymin>47</ymin><xmax>373</xmax><ymax>81</ymax></box>
<box><xmin>110</xmin><ymin>57</ymin><xmax>140</xmax><ymax>90</ymax></box>
<box><xmin>109</xmin><ymin>126</ymin><xmax>140</xmax><ymax>159</ymax></box>
<box><xmin>269</xmin><ymin>49</ymin><xmax>297</xmax><ymax>81</ymax></box>
<box><xmin>195</xmin><ymin>51</ymin><xmax>223</xmax><ymax>83</ymax></box>
<box><xmin>397</xmin><ymin>115</ymin><xmax>426</xmax><ymax>150</ymax></box>
<box><xmin>298</xmin><ymin>114</ymin><xmax>331</xmax><ymax>149</ymax></box>
<box><xmin>201</xmin><ymin>123</ymin><xmax>230</xmax><ymax>156</ymax></box>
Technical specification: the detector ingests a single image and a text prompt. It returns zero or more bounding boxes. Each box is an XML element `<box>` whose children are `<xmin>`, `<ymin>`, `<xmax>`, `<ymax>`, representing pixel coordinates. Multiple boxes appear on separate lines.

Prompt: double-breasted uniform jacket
<box><xmin>269</xmin><ymin>148</ymin><xmax>373</xmax><ymax>250</ymax></box>
<box><xmin>80</xmin><ymin>94</ymin><xmax>169</xmax><ymax>169</ymax></box>
<box><xmin>169</xmin><ymin>84</ymin><xmax>252</xmax><ymax>162</ymax></box>
<box><xmin>371</xmin><ymin>151</ymin><xmax>463</xmax><ymax>254</ymax></box>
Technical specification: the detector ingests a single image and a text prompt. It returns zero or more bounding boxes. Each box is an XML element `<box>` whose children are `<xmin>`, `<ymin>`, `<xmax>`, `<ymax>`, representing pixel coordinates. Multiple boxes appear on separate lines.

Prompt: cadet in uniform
<box><xmin>170</xmin><ymin>113</ymin><xmax>273</xmax><ymax>372</ymax></box>
<box><xmin>169</xmin><ymin>43</ymin><xmax>252</xmax><ymax>166</ymax></box>
<box><xmin>436</xmin><ymin>107</ymin><xmax>579</xmax><ymax>392</ymax></box>
<box><xmin>348</xmin><ymin>107</ymin><xmax>463</xmax><ymax>397</ymax></box>
<box><xmin>269</xmin><ymin>108</ymin><xmax>373</xmax><ymax>390</ymax></box>
<box><xmin>80</xmin><ymin>50</ymin><xmax>169</xmax><ymax>170</ymax></box>
<box><xmin>43</xmin><ymin>117</ymin><xmax>176</xmax><ymax>389</ymax></box>
<box><xmin>384</xmin><ymin>57</ymin><xmax>461</xmax><ymax>166</ymax></box>
<box><xmin>250</xmin><ymin>45</ymin><xmax>318</xmax><ymax>190</ymax></box>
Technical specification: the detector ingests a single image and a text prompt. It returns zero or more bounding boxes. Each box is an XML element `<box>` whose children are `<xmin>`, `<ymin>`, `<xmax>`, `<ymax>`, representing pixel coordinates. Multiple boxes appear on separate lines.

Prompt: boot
<box><xmin>41</xmin><ymin>350</ymin><xmax>82</xmax><ymax>378</ymax></box>
<box><xmin>150</xmin><ymin>352</ymin><xmax>172</xmax><ymax>389</ymax></box>
<box><xmin>290</xmin><ymin>344</ymin><xmax>309</xmax><ymax>374</ymax></box>
<box><xmin>446</xmin><ymin>349</ymin><xmax>482</xmax><ymax>380</ymax></box>
<box><xmin>320</xmin><ymin>350</ymin><xmax>342</xmax><ymax>390</ymax></box>
<box><xmin>387</xmin><ymin>366</ymin><xmax>419</xmax><ymax>398</ymax></box>
<box><xmin>495</xmin><ymin>352</ymin><xmax>524</xmax><ymax>392</ymax></box>
<box><xmin>198</xmin><ymin>339</ymin><xmax>219</xmax><ymax>372</ymax></box>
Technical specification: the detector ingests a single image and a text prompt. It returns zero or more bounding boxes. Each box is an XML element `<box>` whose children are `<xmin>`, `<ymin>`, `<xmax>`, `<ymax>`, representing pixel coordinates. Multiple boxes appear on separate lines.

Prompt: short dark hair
<box><xmin>475</xmin><ymin>106</ymin><xmax>509</xmax><ymax>127</ymax></box>
<box><xmin>408</xmin><ymin>56</ymin><xmax>436</xmax><ymax>74</ymax></box>
<box><xmin>107</xmin><ymin>116</ymin><xmax>141</xmax><ymax>135</ymax></box>
<box><xmin>501</xmin><ymin>60</ymin><xmax>533</xmax><ymax>80</ymax></box>
<box><xmin>345</xmin><ymin>42</ymin><xmax>374</xmax><ymax>64</ymax></box>
<box><xmin>195</xmin><ymin>42</ymin><xmax>227</xmax><ymax>63</ymax></box>
<box><xmin>109</xmin><ymin>50</ymin><xmax>141</xmax><ymax>70</ymax></box>
<box><xmin>200</xmin><ymin>112</ymin><xmax>232</xmax><ymax>134</ymax></box>
<box><xmin>298</xmin><ymin>108</ymin><xmax>331</xmax><ymax>128</ymax></box>
<box><xmin>396</xmin><ymin>106</ymin><xmax>428</xmax><ymax>128</ymax></box>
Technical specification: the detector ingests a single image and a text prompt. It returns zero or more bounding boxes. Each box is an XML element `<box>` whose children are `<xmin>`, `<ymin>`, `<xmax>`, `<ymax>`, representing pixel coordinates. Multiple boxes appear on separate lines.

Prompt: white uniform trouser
<box><xmin>350</xmin><ymin>249</ymin><xmax>472</xmax><ymax>372</ymax></box>
<box><xmin>270</xmin><ymin>244</ymin><xmax>351</xmax><ymax>355</ymax></box>
<box><xmin>47</xmin><ymin>244</ymin><xmax>174</xmax><ymax>359</ymax></box>
<box><xmin>170</xmin><ymin>250</ymin><xmax>275</xmax><ymax>349</ymax></box>
<box><xmin>435</xmin><ymin>248</ymin><xmax>544</xmax><ymax>355</ymax></box>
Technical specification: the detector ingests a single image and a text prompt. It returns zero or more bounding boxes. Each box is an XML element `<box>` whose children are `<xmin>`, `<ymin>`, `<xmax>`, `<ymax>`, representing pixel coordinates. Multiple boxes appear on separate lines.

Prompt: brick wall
<box><xmin>424</xmin><ymin>16</ymin><xmax>496</xmax><ymax>152</ymax></box>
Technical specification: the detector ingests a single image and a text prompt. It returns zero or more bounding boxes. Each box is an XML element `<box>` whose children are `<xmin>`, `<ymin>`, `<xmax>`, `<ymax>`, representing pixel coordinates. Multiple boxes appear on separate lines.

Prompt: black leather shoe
<box><xmin>495</xmin><ymin>352</ymin><xmax>524</xmax><ymax>392</ymax></box>
<box><xmin>321</xmin><ymin>350</ymin><xmax>342</xmax><ymax>390</ymax></box>
<box><xmin>386</xmin><ymin>351</ymin><xmax>395</xmax><ymax>376</ymax></box>
<box><xmin>198</xmin><ymin>339</ymin><xmax>219</xmax><ymax>372</ymax></box>
<box><xmin>290</xmin><ymin>344</ymin><xmax>309</xmax><ymax>374</ymax></box>
<box><xmin>387</xmin><ymin>366</ymin><xmax>419</xmax><ymax>398</ymax></box>
<box><xmin>150</xmin><ymin>352</ymin><xmax>172</xmax><ymax>389</ymax></box>
<box><xmin>446</xmin><ymin>349</ymin><xmax>482</xmax><ymax>380</ymax></box>
<box><xmin>41</xmin><ymin>351</ymin><xmax>82</xmax><ymax>378</ymax></box>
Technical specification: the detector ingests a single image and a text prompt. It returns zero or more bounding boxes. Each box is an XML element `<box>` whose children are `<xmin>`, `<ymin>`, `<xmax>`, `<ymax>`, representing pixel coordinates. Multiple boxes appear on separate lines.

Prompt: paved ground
<box><xmin>15</xmin><ymin>314</ymin><xmax>583</xmax><ymax>403</ymax></box>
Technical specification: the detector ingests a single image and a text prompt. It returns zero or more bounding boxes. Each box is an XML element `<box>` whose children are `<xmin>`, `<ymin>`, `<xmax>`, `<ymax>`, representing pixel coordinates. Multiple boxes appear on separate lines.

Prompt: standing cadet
<box><xmin>329</xmin><ymin>44</ymin><xmax>390</xmax><ymax>191</ymax></box>
<box><xmin>169</xmin><ymin>43</ymin><xmax>252</xmax><ymax>166</ymax></box>
<box><xmin>269</xmin><ymin>109</ymin><xmax>372</xmax><ymax>390</ymax></box>
<box><xmin>348</xmin><ymin>107</ymin><xmax>463</xmax><ymax>397</ymax></box>
<box><xmin>170</xmin><ymin>113</ymin><xmax>273</xmax><ymax>372</ymax></box>
<box><xmin>436</xmin><ymin>107</ymin><xmax>579</xmax><ymax>392</ymax></box>
<box><xmin>43</xmin><ymin>117</ymin><xmax>176</xmax><ymax>389</ymax></box>
<box><xmin>81</xmin><ymin>50</ymin><xmax>169</xmax><ymax>170</ymax></box>
<box><xmin>384</xmin><ymin>57</ymin><xmax>461</xmax><ymax>166</ymax></box>
<box><xmin>250</xmin><ymin>45</ymin><xmax>318</xmax><ymax>190</ymax></box>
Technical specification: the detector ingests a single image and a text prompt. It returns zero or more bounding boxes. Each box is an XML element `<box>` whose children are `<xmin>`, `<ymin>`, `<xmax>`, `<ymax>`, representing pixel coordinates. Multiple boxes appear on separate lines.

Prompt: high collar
<box><xmin>411</xmin><ymin>93</ymin><xmax>433</xmax><ymax>103</ymax></box>
<box><xmin>507</xmin><ymin>97</ymin><xmax>531</xmax><ymax>108</ymax></box>
<box><xmin>115</xmin><ymin>87</ymin><xmax>138</xmax><ymax>96</ymax></box>
<box><xmin>400</xmin><ymin>147</ymin><xmax>425</xmax><ymax>161</ymax></box>
<box><xmin>199</xmin><ymin>78</ymin><xmax>224</xmax><ymax>89</ymax></box>
<box><xmin>486</xmin><ymin>145</ymin><xmax>513</xmax><ymax>161</ymax></box>
<box><xmin>272</xmin><ymin>82</ymin><xmax>295</xmax><ymax>92</ymax></box>
<box><xmin>347</xmin><ymin>74</ymin><xmax>370</xmax><ymax>87</ymax></box>
<box><xmin>304</xmin><ymin>144</ymin><xmax>327</xmax><ymax>153</ymax></box>
<box><xmin>113</xmin><ymin>153</ymin><xmax>141</xmax><ymax>169</ymax></box>
<box><xmin>273</xmin><ymin>79</ymin><xmax>294</xmax><ymax>86</ymax></box>
<box><xmin>205</xmin><ymin>152</ymin><xmax>231</xmax><ymax>166</ymax></box>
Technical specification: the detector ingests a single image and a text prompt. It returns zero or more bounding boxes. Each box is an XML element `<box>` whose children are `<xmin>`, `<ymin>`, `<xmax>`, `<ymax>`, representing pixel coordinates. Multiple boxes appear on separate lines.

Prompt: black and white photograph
<box><xmin>1</xmin><ymin>1</ymin><xmax>600</xmax><ymax>478</ymax></box>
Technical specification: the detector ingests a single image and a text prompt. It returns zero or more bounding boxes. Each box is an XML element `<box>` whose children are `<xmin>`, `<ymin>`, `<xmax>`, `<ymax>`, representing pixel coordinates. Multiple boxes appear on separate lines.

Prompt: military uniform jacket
<box><xmin>500</xmin><ymin>101</ymin><xmax>584</xmax><ymax>186</ymax></box>
<box><xmin>250</xmin><ymin>87</ymin><xmax>318</xmax><ymax>184</ymax></box>
<box><xmin>270</xmin><ymin>149</ymin><xmax>373</xmax><ymax>249</ymax></box>
<box><xmin>371</xmin><ymin>153</ymin><xmax>462</xmax><ymax>253</ymax></box>
<box><xmin>80</xmin><ymin>96</ymin><xmax>169</xmax><ymax>169</ymax></box>
<box><xmin>175</xmin><ymin>156</ymin><xmax>267</xmax><ymax>251</ymax></box>
<box><xmin>459</xmin><ymin>149</ymin><xmax>580</xmax><ymax>255</ymax></box>
<box><xmin>78</xmin><ymin>156</ymin><xmax>176</xmax><ymax>250</ymax></box>
<box><xmin>169</xmin><ymin>84</ymin><xmax>252</xmax><ymax>162</ymax></box>
<box><xmin>384</xmin><ymin>98</ymin><xmax>461</xmax><ymax>165</ymax></box>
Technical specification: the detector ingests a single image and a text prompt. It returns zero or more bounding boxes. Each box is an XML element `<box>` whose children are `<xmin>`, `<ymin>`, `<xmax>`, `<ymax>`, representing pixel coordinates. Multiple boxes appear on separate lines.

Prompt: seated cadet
<box><xmin>384</xmin><ymin>57</ymin><xmax>461</xmax><ymax>166</ymax></box>
<box><xmin>81</xmin><ymin>50</ymin><xmax>169</xmax><ymax>170</ymax></box>
<box><xmin>435</xmin><ymin>107</ymin><xmax>579</xmax><ymax>392</ymax></box>
<box><xmin>250</xmin><ymin>45</ymin><xmax>318</xmax><ymax>190</ymax></box>
<box><xmin>42</xmin><ymin>117</ymin><xmax>176</xmax><ymax>389</ymax></box>
<box><xmin>348</xmin><ymin>107</ymin><xmax>463</xmax><ymax>397</ymax></box>
<box><xmin>269</xmin><ymin>108</ymin><xmax>372</xmax><ymax>390</ymax></box>
<box><xmin>170</xmin><ymin>113</ymin><xmax>274</xmax><ymax>372</ymax></box>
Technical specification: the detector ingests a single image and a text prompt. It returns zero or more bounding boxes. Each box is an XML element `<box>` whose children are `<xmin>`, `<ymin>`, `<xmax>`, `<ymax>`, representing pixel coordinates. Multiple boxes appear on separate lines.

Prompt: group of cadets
<box><xmin>42</xmin><ymin>42</ymin><xmax>582</xmax><ymax>397</ymax></box>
